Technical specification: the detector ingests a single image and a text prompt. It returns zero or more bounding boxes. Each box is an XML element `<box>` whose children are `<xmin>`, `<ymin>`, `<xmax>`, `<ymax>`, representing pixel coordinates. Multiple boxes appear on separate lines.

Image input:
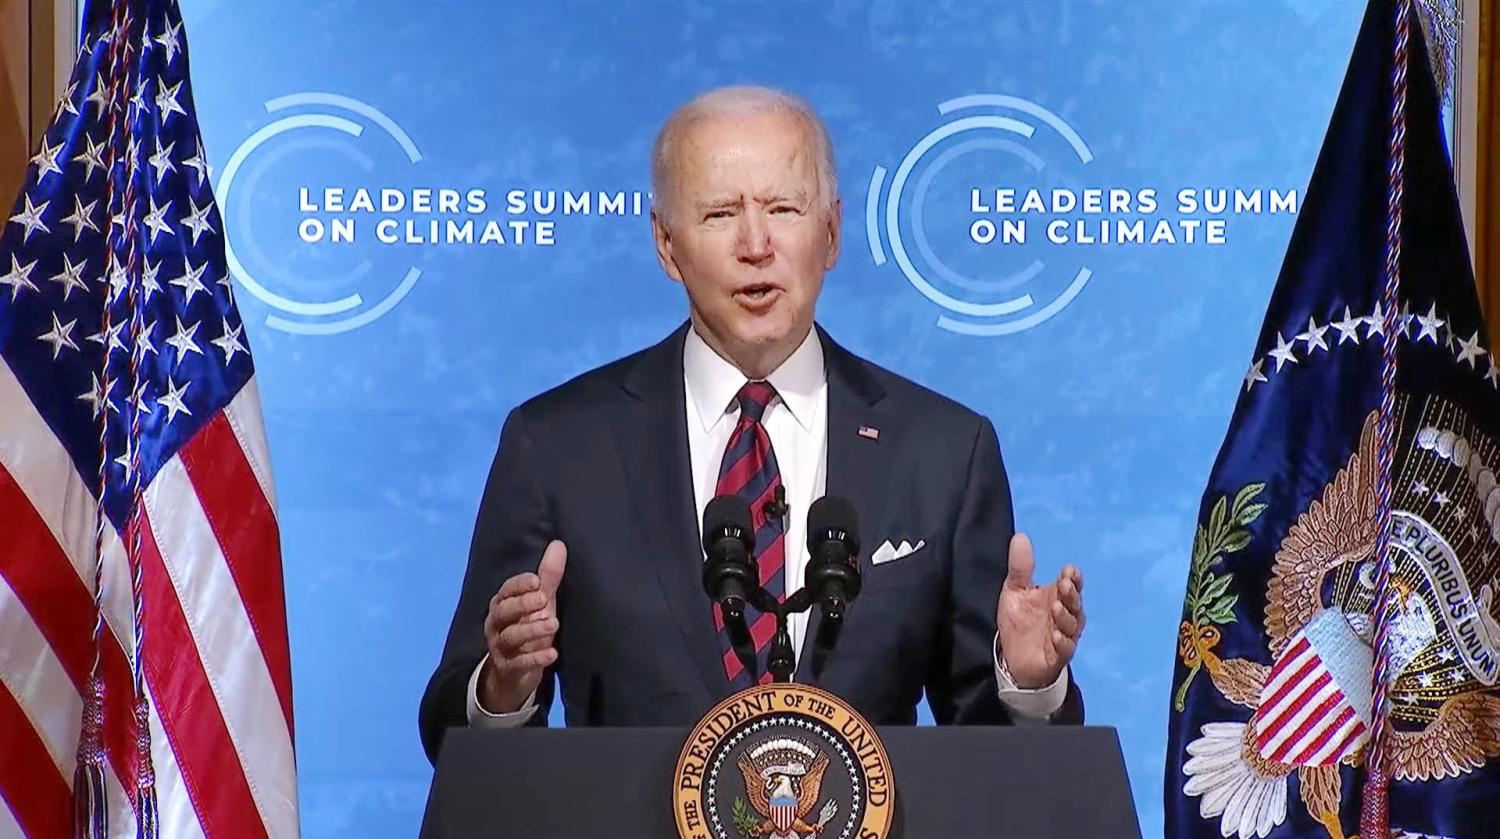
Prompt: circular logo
<box><xmin>673</xmin><ymin>683</ymin><xmax>894</xmax><ymax>839</ymax></box>
<box><xmin>867</xmin><ymin>94</ymin><xmax>1095</xmax><ymax>337</ymax></box>
<box><xmin>218</xmin><ymin>92</ymin><xmax>424</xmax><ymax>335</ymax></box>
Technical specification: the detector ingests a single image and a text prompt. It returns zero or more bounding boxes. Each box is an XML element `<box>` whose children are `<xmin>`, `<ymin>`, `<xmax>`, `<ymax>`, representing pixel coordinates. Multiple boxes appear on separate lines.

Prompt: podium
<box><xmin>420</xmin><ymin>726</ymin><xmax>1142</xmax><ymax>838</ymax></box>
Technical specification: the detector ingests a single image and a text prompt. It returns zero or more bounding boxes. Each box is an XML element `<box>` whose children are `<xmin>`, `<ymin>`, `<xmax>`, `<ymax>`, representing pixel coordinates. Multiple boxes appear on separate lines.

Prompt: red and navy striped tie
<box><xmin>715</xmin><ymin>381</ymin><xmax>786</xmax><ymax>688</ymax></box>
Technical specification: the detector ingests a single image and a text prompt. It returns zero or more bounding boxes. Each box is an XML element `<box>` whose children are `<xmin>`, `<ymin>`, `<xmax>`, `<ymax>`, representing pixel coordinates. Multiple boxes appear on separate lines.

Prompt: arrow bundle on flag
<box><xmin>0</xmin><ymin>1</ymin><xmax>298</xmax><ymax>837</ymax></box>
<box><xmin>1165</xmin><ymin>1</ymin><xmax>1500</xmax><ymax>838</ymax></box>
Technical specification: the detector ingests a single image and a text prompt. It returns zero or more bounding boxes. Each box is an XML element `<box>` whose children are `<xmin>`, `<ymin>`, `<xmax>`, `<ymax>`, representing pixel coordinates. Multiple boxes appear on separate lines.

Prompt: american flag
<box><xmin>0</xmin><ymin>1</ymin><xmax>298</xmax><ymax>837</ymax></box>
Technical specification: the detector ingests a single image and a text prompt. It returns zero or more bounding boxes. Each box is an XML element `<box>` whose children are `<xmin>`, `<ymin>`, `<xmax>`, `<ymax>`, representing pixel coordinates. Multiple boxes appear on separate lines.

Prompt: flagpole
<box><xmin>1360</xmin><ymin>0</ymin><xmax>1412</xmax><ymax>835</ymax></box>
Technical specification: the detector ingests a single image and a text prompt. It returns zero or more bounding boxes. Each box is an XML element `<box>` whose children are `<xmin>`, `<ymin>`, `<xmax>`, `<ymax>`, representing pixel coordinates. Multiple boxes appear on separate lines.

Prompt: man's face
<box><xmin>652</xmin><ymin>109</ymin><xmax>841</xmax><ymax>371</ymax></box>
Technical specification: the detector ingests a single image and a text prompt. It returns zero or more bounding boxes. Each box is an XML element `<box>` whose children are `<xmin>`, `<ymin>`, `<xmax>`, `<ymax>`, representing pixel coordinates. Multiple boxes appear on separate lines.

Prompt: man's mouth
<box><xmin>735</xmin><ymin>284</ymin><xmax>781</xmax><ymax>306</ymax></box>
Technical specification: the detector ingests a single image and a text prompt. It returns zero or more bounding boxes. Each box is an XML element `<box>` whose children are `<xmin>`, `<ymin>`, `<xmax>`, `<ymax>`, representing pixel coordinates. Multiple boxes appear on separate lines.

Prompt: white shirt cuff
<box><xmin>992</xmin><ymin>632</ymin><xmax>1069</xmax><ymax>723</ymax></box>
<box><xmin>465</xmin><ymin>655</ymin><xmax>539</xmax><ymax>727</ymax></box>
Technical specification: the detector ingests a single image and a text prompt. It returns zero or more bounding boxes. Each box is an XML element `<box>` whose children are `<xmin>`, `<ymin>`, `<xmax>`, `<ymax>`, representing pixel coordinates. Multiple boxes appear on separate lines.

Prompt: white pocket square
<box><xmin>871</xmin><ymin>539</ymin><xmax>926</xmax><ymax>565</ymax></box>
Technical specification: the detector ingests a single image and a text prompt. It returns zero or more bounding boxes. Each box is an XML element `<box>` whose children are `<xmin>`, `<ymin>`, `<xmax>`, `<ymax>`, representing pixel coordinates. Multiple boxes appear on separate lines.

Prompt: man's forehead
<box><xmin>678</xmin><ymin>127</ymin><xmax>816</xmax><ymax>191</ymax></box>
<box><xmin>691</xmin><ymin>185</ymin><xmax>810</xmax><ymax>206</ymax></box>
<box><xmin>677</xmin><ymin>112</ymin><xmax>813</xmax><ymax>164</ymax></box>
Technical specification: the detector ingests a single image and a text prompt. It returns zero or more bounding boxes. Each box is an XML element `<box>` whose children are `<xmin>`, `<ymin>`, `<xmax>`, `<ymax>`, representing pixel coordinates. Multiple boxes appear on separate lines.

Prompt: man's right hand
<box><xmin>478</xmin><ymin>540</ymin><xmax>567</xmax><ymax>713</ymax></box>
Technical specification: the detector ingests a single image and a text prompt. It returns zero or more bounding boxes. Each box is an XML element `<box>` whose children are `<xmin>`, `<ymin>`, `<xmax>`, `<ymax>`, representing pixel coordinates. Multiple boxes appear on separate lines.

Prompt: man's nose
<box><xmin>735</xmin><ymin>210</ymin><xmax>773</xmax><ymax>265</ymax></box>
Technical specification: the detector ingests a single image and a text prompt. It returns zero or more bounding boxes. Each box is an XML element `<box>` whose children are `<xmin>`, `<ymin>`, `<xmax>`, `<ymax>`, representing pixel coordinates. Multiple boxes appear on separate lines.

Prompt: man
<box><xmin>419</xmin><ymin>86</ymin><xmax>1086</xmax><ymax>764</ymax></box>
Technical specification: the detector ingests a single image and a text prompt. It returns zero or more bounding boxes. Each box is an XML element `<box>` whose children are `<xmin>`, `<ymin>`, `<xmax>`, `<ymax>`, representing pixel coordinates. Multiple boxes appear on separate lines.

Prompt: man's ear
<box><xmin>823</xmin><ymin>197</ymin><xmax>842</xmax><ymax>271</ymax></box>
<box><xmin>652</xmin><ymin>208</ymin><xmax>685</xmax><ymax>284</ymax></box>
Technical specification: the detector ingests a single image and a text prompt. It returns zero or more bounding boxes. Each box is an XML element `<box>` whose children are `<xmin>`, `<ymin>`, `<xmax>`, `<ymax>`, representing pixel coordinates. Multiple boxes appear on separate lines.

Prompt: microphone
<box><xmin>805</xmin><ymin>496</ymin><xmax>862</xmax><ymax>624</ymax></box>
<box><xmin>762</xmin><ymin>485</ymin><xmax>790</xmax><ymax>520</ymax></box>
<box><xmin>701</xmin><ymin>495</ymin><xmax>757</xmax><ymax>623</ymax></box>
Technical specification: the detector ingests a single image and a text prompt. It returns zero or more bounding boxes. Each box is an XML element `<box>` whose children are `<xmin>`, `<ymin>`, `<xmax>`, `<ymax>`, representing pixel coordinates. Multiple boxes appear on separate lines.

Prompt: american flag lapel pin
<box><xmin>857</xmin><ymin>425</ymin><xmax>880</xmax><ymax>441</ymax></box>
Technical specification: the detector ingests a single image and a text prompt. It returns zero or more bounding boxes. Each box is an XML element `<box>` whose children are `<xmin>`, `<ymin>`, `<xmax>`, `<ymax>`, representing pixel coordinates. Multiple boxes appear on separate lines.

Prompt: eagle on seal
<box><xmin>1182</xmin><ymin>411</ymin><xmax>1500</xmax><ymax>839</ymax></box>
<box><xmin>736</xmin><ymin>745</ymin><xmax>838</xmax><ymax>838</ymax></box>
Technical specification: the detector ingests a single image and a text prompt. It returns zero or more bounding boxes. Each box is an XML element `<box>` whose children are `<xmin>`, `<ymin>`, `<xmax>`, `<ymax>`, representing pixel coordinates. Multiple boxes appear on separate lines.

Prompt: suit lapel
<box><xmin>798</xmin><ymin>327</ymin><xmax>890</xmax><ymax>682</ymax></box>
<box><xmin>616</xmin><ymin>323</ymin><xmax>729</xmax><ymax>698</ymax></box>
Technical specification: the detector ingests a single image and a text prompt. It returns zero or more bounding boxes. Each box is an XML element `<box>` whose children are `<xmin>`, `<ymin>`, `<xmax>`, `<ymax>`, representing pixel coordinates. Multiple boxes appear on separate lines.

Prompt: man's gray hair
<box><xmin>650</xmin><ymin>85</ymin><xmax>838</xmax><ymax>221</ymax></box>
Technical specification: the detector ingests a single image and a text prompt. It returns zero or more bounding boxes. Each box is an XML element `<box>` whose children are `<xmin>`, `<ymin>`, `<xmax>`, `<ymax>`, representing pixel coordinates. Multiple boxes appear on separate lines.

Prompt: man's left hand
<box><xmin>995</xmin><ymin>533</ymin><xmax>1085</xmax><ymax>689</ymax></box>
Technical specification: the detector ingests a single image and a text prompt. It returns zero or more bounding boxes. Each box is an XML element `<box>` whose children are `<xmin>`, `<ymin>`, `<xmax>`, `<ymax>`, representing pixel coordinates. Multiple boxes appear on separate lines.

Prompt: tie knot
<box><xmin>735</xmin><ymin>381</ymin><xmax>777</xmax><ymax>422</ymax></box>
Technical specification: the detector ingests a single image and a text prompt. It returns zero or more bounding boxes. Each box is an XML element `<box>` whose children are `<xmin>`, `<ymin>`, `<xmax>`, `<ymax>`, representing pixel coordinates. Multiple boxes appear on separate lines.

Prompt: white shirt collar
<box><xmin>684</xmin><ymin>323</ymin><xmax>825</xmax><ymax>435</ymax></box>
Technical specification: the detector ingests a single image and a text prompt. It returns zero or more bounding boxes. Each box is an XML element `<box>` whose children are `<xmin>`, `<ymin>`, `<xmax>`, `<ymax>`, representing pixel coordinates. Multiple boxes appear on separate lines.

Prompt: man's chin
<box><xmin>729</xmin><ymin>318</ymin><xmax>802</xmax><ymax>351</ymax></box>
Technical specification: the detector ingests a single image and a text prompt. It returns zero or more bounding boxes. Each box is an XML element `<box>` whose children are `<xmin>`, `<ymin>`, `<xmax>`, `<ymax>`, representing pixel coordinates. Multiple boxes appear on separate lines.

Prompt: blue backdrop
<box><xmin>173</xmin><ymin>1</ymin><xmax>1371</xmax><ymax>835</ymax></box>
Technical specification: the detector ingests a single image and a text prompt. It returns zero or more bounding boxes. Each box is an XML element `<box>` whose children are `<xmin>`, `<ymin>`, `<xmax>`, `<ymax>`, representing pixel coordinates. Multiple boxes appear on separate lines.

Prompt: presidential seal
<box><xmin>1177</xmin><ymin>399</ymin><xmax>1500</xmax><ymax>839</ymax></box>
<box><xmin>673</xmin><ymin>683</ymin><xmax>894</xmax><ymax>839</ymax></box>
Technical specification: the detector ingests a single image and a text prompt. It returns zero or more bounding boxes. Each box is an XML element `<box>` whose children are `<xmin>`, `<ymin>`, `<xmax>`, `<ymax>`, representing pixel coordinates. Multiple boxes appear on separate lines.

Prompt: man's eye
<box><xmin>771</xmin><ymin>206</ymin><xmax>799</xmax><ymax>214</ymax></box>
<box><xmin>705</xmin><ymin>210</ymin><xmax>731</xmax><ymax>220</ymax></box>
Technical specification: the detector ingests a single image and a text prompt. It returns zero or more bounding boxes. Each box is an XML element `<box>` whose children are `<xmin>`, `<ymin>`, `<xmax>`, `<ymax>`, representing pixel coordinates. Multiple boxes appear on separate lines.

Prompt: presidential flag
<box><xmin>1165</xmin><ymin>1</ymin><xmax>1500</xmax><ymax>838</ymax></box>
<box><xmin>0</xmin><ymin>1</ymin><xmax>297</xmax><ymax>837</ymax></box>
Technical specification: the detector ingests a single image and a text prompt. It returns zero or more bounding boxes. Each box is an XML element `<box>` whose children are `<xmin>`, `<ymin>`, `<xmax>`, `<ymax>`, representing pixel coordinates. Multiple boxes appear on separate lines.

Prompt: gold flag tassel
<box><xmin>1414</xmin><ymin>0</ymin><xmax>1462</xmax><ymax>107</ymax></box>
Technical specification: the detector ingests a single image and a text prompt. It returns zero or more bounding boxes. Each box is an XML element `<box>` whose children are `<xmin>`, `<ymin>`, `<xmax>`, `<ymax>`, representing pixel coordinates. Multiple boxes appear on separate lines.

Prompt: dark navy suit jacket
<box><xmin>419</xmin><ymin>323</ymin><xmax>1083</xmax><ymax>764</ymax></box>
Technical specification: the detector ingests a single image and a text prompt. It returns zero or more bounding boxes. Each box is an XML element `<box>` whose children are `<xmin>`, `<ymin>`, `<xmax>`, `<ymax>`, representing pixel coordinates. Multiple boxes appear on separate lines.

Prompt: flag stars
<box><xmin>1297</xmin><ymin>317</ymin><xmax>1330</xmax><ymax>354</ymax></box>
<box><xmin>140</xmin><ymin>258</ymin><xmax>162</xmax><ymax>306</ymax></box>
<box><xmin>1432</xmin><ymin>491</ymin><xmax>1451</xmax><ymax>507</ymax></box>
<box><xmin>29</xmin><ymin>139</ymin><xmax>65</xmax><ymax>182</ymax></box>
<box><xmin>60</xmin><ymin>196</ymin><xmax>100</xmax><ymax>242</ymax></box>
<box><xmin>1364</xmin><ymin>301</ymin><xmax>1389</xmax><ymax>338</ymax></box>
<box><xmin>107</xmin><ymin>258</ymin><xmax>131</xmax><ymax>302</ymax></box>
<box><xmin>78</xmin><ymin>373</ymin><xmax>110</xmax><ymax>419</ymax></box>
<box><xmin>165</xmin><ymin>316</ymin><xmax>203</xmax><ymax>364</ymax></box>
<box><xmin>143</xmin><ymin>196</ymin><xmax>174</xmax><ymax>244</ymax></box>
<box><xmin>84</xmin><ymin>72</ymin><xmax>110</xmax><ymax>113</ymax></box>
<box><xmin>87</xmin><ymin>320</ymin><xmax>127</xmax><ymax>356</ymax></box>
<box><xmin>130</xmin><ymin>378</ymin><xmax>153</xmax><ymax>417</ymax></box>
<box><xmin>113</xmin><ymin>437</ymin><xmax>136</xmax><ymax>479</ymax></box>
<box><xmin>155</xmin><ymin>78</ymin><xmax>186</xmax><ymax>123</ymax></box>
<box><xmin>1268</xmin><ymin>331</ymin><xmax>1299</xmax><ymax>373</ymax></box>
<box><xmin>124</xmin><ymin>135</ymin><xmax>142</xmax><ymax>181</ymax></box>
<box><xmin>212</xmin><ymin>318</ymin><xmax>247</xmax><ymax>365</ymax></box>
<box><xmin>1413</xmin><ymin>481</ymin><xmax>1430</xmax><ymax>496</ymax></box>
<box><xmin>56</xmin><ymin>80</ymin><xmax>79</xmax><ymax>117</ymax></box>
<box><xmin>1456</xmin><ymin>331</ymin><xmax>1487</xmax><ymax>368</ymax></box>
<box><xmin>180</xmin><ymin>197</ymin><xmax>216</xmax><ymax>246</ymax></box>
<box><xmin>37</xmin><ymin>313</ymin><xmax>79</xmax><ymax>359</ymax></box>
<box><xmin>48</xmin><ymin>254</ymin><xmax>89</xmax><ymax>301</ymax></box>
<box><xmin>0</xmin><ymin>254</ymin><xmax>40</xmax><ymax>300</ymax></box>
<box><xmin>129</xmin><ymin>82</ymin><xmax>150</xmax><ymax>122</ymax></box>
<box><xmin>1251</xmin><ymin>301</ymin><xmax>1500</xmax><ymax>394</ymax></box>
<box><xmin>1243</xmin><ymin>358</ymin><xmax>1268</xmax><ymax>393</ymax></box>
<box><xmin>148</xmin><ymin>138</ymin><xmax>176</xmax><ymax>185</ymax></box>
<box><xmin>154</xmin><ymin>19</ymin><xmax>183</xmax><ymax>65</ymax></box>
<box><xmin>1398</xmin><ymin>301</ymin><xmax>1415</xmax><ymax>338</ymax></box>
<box><xmin>1331</xmin><ymin>306</ymin><xmax>1364</xmax><ymax>345</ymax></box>
<box><xmin>9</xmin><ymin>194</ymin><xmax>51</xmax><ymax>243</ymax></box>
<box><xmin>135</xmin><ymin>319</ymin><xmax>159</xmax><ymax>361</ymax></box>
<box><xmin>158</xmin><ymin>377</ymin><xmax>192</xmax><ymax>425</ymax></box>
<box><xmin>169</xmin><ymin>258</ymin><xmax>210</xmax><ymax>305</ymax></box>
<box><xmin>183</xmin><ymin>138</ymin><xmax>212</xmax><ymax>187</ymax></box>
<box><xmin>73</xmin><ymin>134</ymin><xmax>107</xmax><ymax>181</ymax></box>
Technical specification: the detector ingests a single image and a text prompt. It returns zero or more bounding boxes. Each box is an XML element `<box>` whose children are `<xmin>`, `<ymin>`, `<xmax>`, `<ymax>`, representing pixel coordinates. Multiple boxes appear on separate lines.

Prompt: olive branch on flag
<box><xmin>1174</xmin><ymin>482</ymin><xmax>1267</xmax><ymax>711</ymax></box>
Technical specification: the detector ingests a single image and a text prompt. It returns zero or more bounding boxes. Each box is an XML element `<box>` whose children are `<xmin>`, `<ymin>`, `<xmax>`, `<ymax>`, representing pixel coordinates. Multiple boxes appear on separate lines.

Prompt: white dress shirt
<box><xmin>467</xmin><ymin>324</ymin><xmax>1068</xmax><ymax>725</ymax></box>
